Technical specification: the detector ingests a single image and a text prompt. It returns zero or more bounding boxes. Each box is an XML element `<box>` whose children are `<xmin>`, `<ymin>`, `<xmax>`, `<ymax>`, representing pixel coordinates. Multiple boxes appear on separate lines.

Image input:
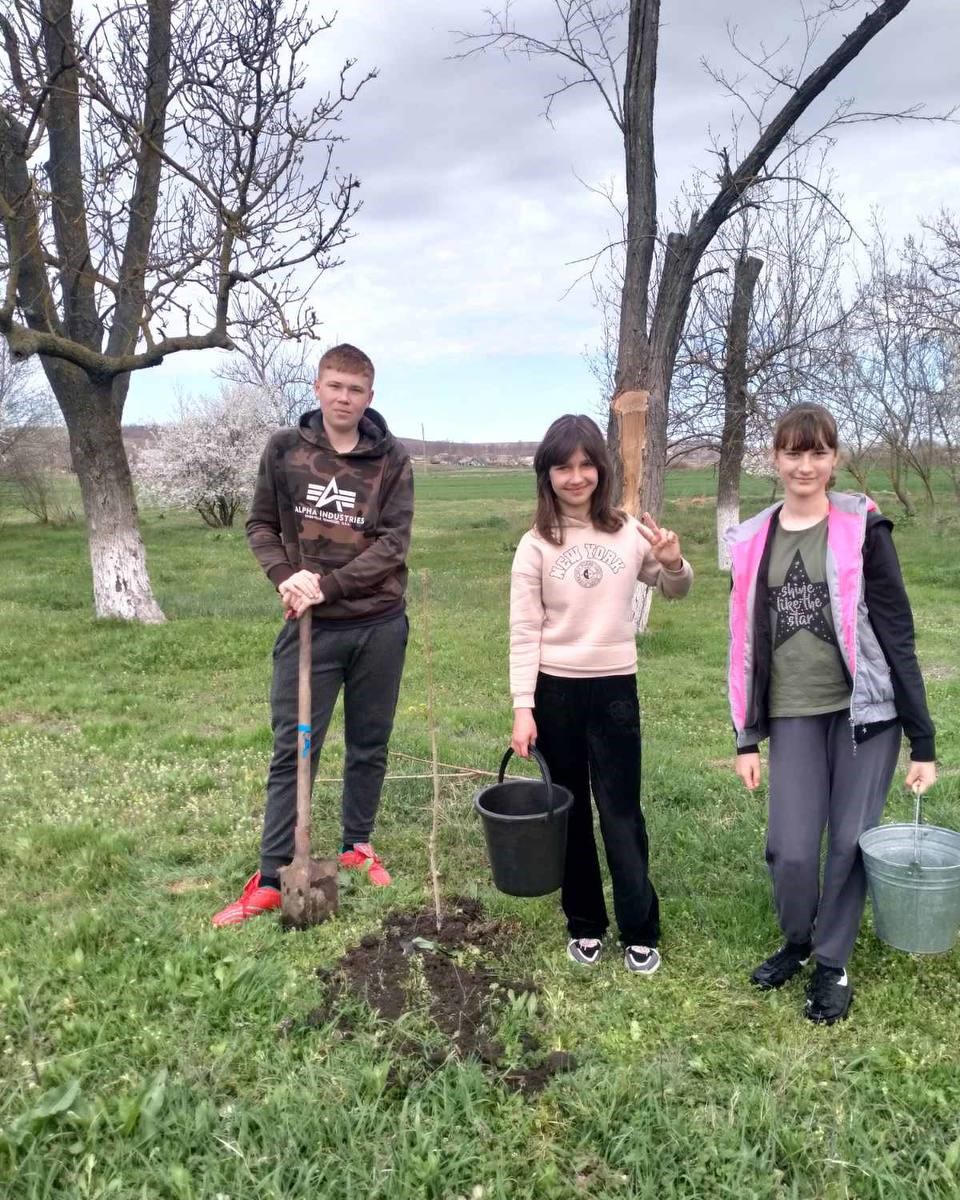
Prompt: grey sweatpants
<box><xmin>766</xmin><ymin>712</ymin><xmax>901</xmax><ymax>969</ymax></box>
<box><xmin>260</xmin><ymin>612</ymin><xmax>408</xmax><ymax>878</ymax></box>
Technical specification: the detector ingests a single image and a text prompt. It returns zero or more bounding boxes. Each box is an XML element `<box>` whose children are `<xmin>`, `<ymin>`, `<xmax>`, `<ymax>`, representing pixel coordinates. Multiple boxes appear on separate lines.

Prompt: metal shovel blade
<box><xmin>279</xmin><ymin>855</ymin><xmax>338</xmax><ymax>930</ymax></box>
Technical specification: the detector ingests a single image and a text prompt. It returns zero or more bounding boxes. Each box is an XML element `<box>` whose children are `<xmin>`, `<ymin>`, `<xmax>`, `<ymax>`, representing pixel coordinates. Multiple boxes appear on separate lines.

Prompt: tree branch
<box><xmin>692</xmin><ymin>0</ymin><xmax>912</xmax><ymax>260</ymax></box>
<box><xmin>41</xmin><ymin>0</ymin><xmax>102</xmax><ymax>347</ymax></box>
<box><xmin>106</xmin><ymin>0</ymin><xmax>172</xmax><ymax>368</ymax></box>
<box><xmin>0</xmin><ymin>313</ymin><xmax>232</xmax><ymax>379</ymax></box>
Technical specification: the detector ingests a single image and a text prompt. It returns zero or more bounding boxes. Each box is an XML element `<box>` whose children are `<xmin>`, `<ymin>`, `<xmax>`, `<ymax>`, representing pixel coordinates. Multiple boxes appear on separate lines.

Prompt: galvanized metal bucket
<box><xmin>859</xmin><ymin>788</ymin><xmax>960</xmax><ymax>955</ymax></box>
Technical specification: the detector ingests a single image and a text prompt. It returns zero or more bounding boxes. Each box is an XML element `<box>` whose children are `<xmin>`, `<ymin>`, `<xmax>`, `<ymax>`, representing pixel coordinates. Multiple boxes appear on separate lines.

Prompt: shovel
<box><xmin>279</xmin><ymin>607</ymin><xmax>338</xmax><ymax>930</ymax></box>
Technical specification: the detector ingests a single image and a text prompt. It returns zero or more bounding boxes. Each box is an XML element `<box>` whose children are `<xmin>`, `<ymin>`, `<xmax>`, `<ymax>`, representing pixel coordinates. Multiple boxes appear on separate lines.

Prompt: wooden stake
<box><xmin>420</xmin><ymin>569</ymin><xmax>443</xmax><ymax>932</ymax></box>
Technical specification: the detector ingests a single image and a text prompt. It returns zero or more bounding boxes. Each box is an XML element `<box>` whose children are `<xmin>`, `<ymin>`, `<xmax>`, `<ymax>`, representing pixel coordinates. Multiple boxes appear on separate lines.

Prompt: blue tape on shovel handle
<box><xmin>298</xmin><ymin>723</ymin><xmax>312</xmax><ymax>758</ymax></box>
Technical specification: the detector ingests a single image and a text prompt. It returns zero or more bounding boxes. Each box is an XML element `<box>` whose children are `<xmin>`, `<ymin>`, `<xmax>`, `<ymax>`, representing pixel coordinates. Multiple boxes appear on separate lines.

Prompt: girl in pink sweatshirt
<box><xmin>509</xmin><ymin>414</ymin><xmax>693</xmax><ymax>973</ymax></box>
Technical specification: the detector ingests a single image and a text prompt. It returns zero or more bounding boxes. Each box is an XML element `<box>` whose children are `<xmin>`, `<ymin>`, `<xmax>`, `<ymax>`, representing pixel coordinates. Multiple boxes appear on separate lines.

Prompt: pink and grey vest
<box><xmin>726</xmin><ymin>492</ymin><xmax>897</xmax><ymax>749</ymax></box>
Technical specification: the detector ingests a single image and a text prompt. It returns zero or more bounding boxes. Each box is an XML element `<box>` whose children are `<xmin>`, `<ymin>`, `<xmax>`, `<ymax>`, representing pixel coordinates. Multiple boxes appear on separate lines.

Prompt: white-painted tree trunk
<box><xmin>716</xmin><ymin>499</ymin><xmax>740</xmax><ymax>571</ymax></box>
<box><xmin>631</xmin><ymin>581</ymin><xmax>653</xmax><ymax>633</ymax></box>
<box><xmin>58</xmin><ymin>376</ymin><xmax>166</xmax><ymax>623</ymax></box>
<box><xmin>86</xmin><ymin>510</ymin><xmax>166</xmax><ymax>622</ymax></box>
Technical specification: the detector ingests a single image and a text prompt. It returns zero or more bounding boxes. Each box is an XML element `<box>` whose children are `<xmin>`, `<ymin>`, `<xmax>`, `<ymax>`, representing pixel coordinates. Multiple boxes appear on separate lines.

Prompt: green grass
<box><xmin>1</xmin><ymin>468</ymin><xmax>959</xmax><ymax>1199</ymax></box>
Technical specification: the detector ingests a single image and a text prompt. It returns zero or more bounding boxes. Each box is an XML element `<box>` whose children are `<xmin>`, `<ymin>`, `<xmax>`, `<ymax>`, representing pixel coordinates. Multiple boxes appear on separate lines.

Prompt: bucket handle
<box><xmin>497</xmin><ymin>746</ymin><xmax>559</xmax><ymax>818</ymax></box>
<box><xmin>912</xmin><ymin>781</ymin><xmax>924</xmax><ymax>866</ymax></box>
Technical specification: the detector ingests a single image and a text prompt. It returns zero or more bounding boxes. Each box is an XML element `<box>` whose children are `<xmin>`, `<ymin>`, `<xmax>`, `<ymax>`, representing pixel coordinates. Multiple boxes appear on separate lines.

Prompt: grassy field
<box><xmin>1</xmin><ymin>467</ymin><xmax>959</xmax><ymax>1199</ymax></box>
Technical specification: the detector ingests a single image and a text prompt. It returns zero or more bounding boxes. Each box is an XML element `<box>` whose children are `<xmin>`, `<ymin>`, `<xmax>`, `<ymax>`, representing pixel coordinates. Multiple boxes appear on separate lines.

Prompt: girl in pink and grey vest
<box><xmin>726</xmin><ymin>405</ymin><xmax>936</xmax><ymax>1025</ymax></box>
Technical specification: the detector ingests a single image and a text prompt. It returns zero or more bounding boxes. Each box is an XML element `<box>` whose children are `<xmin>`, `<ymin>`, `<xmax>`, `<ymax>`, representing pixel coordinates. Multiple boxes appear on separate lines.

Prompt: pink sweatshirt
<box><xmin>509</xmin><ymin>516</ymin><xmax>694</xmax><ymax>708</ymax></box>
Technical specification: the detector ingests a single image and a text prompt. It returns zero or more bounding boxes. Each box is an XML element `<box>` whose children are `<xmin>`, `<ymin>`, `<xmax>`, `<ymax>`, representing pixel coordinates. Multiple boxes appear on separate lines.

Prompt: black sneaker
<box><xmin>751</xmin><ymin>941</ymin><xmax>812</xmax><ymax>990</ymax></box>
<box><xmin>566</xmin><ymin>937</ymin><xmax>602</xmax><ymax>967</ymax></box>
<box><xmin>624</xmin><ymin>945</ymin><xmax>661</xmax><ymax>975</ymax></box>
<box><xmin>805</xmin><ymin>963</ymin><xmax>853</xmax><ymax>1025</ymax></box>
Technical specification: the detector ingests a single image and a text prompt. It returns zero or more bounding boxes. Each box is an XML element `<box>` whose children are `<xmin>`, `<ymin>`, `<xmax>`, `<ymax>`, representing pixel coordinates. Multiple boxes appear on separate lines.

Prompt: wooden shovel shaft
<box><xmin>295</xmin><ymin>608</ymin><xmax>312</xmax><ymax>861</ymax></box>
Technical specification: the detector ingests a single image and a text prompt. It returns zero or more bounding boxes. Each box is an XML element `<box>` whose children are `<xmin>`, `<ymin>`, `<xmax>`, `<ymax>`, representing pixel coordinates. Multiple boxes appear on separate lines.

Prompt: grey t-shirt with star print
<box><xmin>767</xmin><ymin>518</ymin><xmax>850</xmax><ymax>718</ymax></box>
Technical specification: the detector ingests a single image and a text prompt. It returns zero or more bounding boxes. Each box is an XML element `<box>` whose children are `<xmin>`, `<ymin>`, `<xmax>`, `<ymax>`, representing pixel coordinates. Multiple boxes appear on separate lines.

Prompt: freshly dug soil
<box><xmin>287</xmin><ymin>897</ymin><xmax>577</xmax><ymax>1094</ymax></box>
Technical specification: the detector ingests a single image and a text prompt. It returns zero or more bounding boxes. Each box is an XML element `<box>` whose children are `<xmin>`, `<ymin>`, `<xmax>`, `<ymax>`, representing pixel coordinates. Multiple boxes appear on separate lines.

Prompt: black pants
<box><xmin>260</xmin><ymin>612</ymin><xmax>408</xmax><ymax>878</ymax></box>
<box><xmin>533</xmin><ymin>672</ymin><xmax>660</xmax><ymax>947</ymax></box>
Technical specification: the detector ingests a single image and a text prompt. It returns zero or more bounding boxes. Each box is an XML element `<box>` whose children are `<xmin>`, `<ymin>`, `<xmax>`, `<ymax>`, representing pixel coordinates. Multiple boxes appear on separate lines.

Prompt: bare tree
<box><xmin>846</xmin><ymin>220</ymin><xmax>952</xmax><ymax>513</ymax></box>
<box><xmin>0</xmin><ymin>343</ymin><xmax>55</xmax><ymax>458</ymax></box>
<box><xmin>825</xmin><ymin>324</ymin><xmax>882</xmax><ymax>493</ymax></box>
<box><xmin>461</xmin><ymin>0</ymin><xmax>927</xmax><ymax>526</ymax></box>
<box><xmin>670</xmin><ymin>148</ymin><xmax>850</xmax><ymax>563</ymax></box>
<box><xmin>929</xmin><ymin>337</ymin><xmax>960</xmax><ymax>503</ymax></box>
<box><xmin>215</xmin><ymin>303</ymin><xmax>317</xmax><ymax>428</ymax></box>
<box><xmin>0</xmin><ymin>0</ymin><xmax>372</xmax><ymax>619</ymax></box>
<box><xmin>893</xmin><ymin>212</ymin><xmax>960</xmax><ymax>503</ymax></box>
<box><xmin>915</xmin><ymin>211</ymin><xmax>960</xmax><ymax>341</ymax></box>
<box><xmin>0</xmin><ymin>344</ymin><xmax>68</xmax><ymax>520</ymax></box>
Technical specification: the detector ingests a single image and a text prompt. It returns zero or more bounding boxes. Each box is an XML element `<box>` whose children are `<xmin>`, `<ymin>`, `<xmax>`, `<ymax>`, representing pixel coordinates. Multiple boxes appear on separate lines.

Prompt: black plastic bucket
<box><xmin>474</xmin><ymin>748</ymin><xmax>574</xmax><ymax>897</ymax></box>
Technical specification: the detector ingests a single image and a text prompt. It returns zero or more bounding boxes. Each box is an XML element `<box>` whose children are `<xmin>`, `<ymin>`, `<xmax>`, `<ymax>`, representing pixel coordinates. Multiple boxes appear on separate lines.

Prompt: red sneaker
<box><xmin>211</xmin><ymin>872</ymin><xmax>281</xmax><ymax>927</ymax></box>
<box><xmin>338</xmin><ymin>843</ymin><xmax>392</xmax><ymax>887</ymax></box>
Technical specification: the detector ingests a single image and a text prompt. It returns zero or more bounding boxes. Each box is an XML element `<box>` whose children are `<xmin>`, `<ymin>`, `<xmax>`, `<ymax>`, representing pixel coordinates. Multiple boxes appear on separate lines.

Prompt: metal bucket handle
<box><xmin>498</xmin><ymin>746</ymin><xmax>559</xmax><ymax>818</ymax></box>
<box><xmin>912</xmin><ymin>781</ymin><xmax>924</xmax><ymax>866</ymax></box>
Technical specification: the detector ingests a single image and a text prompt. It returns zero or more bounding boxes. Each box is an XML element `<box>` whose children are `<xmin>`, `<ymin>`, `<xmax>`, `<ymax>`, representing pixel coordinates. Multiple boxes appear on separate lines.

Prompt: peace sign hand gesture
<box><xmin>638</xmin><ymin>511</ymin><xmax>684</xmax><ymax>571</ymax></box>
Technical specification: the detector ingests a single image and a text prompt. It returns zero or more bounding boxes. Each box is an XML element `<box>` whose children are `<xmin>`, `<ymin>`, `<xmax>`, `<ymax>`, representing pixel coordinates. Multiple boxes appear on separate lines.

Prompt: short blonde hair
<box><xmin>317</xmin><ymin>343</ymin><xmax>375</xmax><ymax>382</ymax></box>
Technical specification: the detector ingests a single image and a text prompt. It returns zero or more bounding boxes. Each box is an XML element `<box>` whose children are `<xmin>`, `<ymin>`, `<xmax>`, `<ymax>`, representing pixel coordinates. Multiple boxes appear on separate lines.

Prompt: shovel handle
<box><xmin>912</xmin><ymin>780</ymin><xmax>923</xmax><ymax>866</ymax></box>
<box><xmin>295</xmin><ymin>609</ymin><xmax>313</xmax><ymax>861</ymax></box>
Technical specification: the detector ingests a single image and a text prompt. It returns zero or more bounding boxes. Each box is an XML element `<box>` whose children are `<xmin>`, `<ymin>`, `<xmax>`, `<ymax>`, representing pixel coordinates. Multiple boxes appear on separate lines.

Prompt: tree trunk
<box><xmin>886</xmin><ymin>447</ymin><xmax>915</xmax><ymax>516</ymax></box>
<box><xmin>915</xmin><ymin>465</ymin><xmax>936</xmax><ymax>508</ymax></box>
<box><xmin>631</xmin><ymin>229</ymin><xmax>699</xmax><ymax>520</ymax></box>
<box><xmin>845</xmin><ymin>456</ymin><xmax>870</xmax><ymax>493</ymax></box>
<box><xmin>50</xmin><ymin>366</ymin><xmax>165</xmax><ymax>621</ymax></box>
<box><xmin>948</xmin><ymin>462</ymin><xmax>960</xmax><ymax>504</ymax></box>
<box><xmin>716</xmin><ymin>253</ymin><xmax>763</xmax><ymax>569</ymax></box>
<box><xmin>608</xmin><ymin>0</ymin><xmax>661</xmax><ymax>500</ymax></box>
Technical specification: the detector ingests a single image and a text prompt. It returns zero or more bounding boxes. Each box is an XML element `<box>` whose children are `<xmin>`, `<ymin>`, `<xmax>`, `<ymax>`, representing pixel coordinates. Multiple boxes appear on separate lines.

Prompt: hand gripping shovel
<box><xmin>279</xmin><ymin>608</ymin><xmax>338</xmax><ymax>929</ymax></box>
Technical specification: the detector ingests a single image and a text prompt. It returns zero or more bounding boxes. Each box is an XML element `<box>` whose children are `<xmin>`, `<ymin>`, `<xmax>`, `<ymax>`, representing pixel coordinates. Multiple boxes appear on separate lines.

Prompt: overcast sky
<box><xmin>124</xmin><ymin>0</ymin><xmax>960</xmax><ymax>442</ymax></box>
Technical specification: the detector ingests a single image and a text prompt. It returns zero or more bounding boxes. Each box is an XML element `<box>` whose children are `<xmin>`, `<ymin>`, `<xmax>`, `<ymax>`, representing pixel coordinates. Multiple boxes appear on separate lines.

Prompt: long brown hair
<box><xmin>533</xmin><ymin>414</ymin><xmax>625</xmax><ymax>545</ymax></box>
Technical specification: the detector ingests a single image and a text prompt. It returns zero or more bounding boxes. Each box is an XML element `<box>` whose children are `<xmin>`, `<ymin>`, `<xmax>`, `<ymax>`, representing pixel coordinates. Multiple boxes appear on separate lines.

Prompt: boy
<box><xmin>212</xmin><ymin>344</ymin><xmax>413</xmax><ymax>926</ymax></box>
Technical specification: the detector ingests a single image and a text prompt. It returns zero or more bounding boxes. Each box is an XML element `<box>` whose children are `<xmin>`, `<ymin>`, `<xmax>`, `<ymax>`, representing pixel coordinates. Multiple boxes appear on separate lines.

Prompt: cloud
<box><xmin>126</xmin><ymin>0</ymin><xmax>960</xmax><ymax>439</ymax></box>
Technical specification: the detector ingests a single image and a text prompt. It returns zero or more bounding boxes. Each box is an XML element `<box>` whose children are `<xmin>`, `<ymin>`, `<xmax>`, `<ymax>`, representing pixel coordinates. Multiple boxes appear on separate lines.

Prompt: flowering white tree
<box><xmin>135</xmin><ymin>390</ymin><xmax>268</xmax><ymax>527</ymax></box>
<box><xmin>740</xmin><ymin>446</ymin><xmax>781</xmax><ymax>508</ymax></box>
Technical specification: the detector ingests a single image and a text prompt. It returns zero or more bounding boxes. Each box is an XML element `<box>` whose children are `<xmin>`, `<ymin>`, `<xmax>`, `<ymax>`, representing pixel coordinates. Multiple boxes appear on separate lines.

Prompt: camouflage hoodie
<box><xmin>246</xmin><ymin>407</ymin><xmax>413</xmax><ymax>622</ymax></box>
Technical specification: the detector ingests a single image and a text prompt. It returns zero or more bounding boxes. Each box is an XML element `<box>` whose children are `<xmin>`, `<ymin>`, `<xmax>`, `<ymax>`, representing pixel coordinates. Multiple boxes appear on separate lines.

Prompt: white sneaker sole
<box><xmin>624</xmin><ymin>947</ymin><xmax>661</xmax><ymax>975</ymax></box>
<box><xmin>566</xmin><ymin>940</ymin><xmax>602</xmax><ymax>967</ymax></box>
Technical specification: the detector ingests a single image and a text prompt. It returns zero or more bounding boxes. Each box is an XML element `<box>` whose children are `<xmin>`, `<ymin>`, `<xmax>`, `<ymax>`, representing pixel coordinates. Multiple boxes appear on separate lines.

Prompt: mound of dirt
<box><xmin>285</xmin><ymin>898</ymin><xmax>577</xmax><ymax>1094</ymax></box>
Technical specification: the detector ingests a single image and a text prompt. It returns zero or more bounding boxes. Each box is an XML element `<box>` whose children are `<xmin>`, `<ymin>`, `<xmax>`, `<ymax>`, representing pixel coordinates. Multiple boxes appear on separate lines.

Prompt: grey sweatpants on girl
<box><xmin>766</xmin><ymin>712</ymin><xmax>901</xmax><ymax>969</ymax></box>
<box><xmin>259</xmin><ymin>612</ymin><xmax>408</xmax><ymax>879</ymax></box>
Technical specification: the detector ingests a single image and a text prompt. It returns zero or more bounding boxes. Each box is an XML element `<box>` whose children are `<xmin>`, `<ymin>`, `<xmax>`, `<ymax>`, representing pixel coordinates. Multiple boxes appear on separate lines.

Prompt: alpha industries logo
<box><xmin>306</xmin><ymin>478</ymin><xmax>356</xmax><ymax>513</ymax></box>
